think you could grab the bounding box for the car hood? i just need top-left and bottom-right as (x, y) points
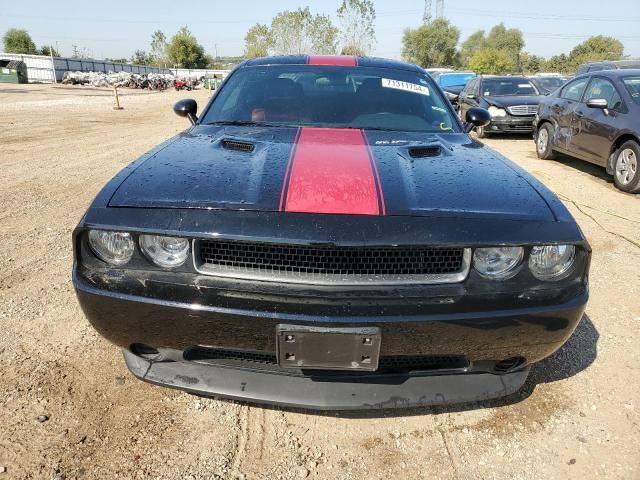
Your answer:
(108, 125), (554, 221)
(483, 95), (544, 107)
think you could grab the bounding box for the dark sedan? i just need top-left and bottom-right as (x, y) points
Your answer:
(74, 56), (590, 410)
(534, 69), (640, 193)
(459, 76), (545, 137)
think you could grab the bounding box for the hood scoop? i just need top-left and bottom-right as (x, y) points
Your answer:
(222, 138), (255, 153)
(408, 145), (441, 158)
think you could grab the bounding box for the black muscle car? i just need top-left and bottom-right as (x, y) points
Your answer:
(73, 55), (590, 410)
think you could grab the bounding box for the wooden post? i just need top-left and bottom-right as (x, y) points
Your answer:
(113, 85), (123, 110)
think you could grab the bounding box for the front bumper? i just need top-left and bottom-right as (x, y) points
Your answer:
(75, 270), (586, 409)
(487, 116), (535, 134)
(124, 349), (530, 410)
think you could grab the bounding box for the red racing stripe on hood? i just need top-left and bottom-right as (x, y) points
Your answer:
(307, 55), (357, 66)
(281, 128), (384, 215)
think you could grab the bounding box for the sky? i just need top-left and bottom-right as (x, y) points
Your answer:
(2, 0), (640, 61)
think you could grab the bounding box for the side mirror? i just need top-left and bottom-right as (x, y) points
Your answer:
(174, 99), (198, 125)
(465, 107), (491, 133)
(586, 98), (608, 110)
(466, 94), (476, 100)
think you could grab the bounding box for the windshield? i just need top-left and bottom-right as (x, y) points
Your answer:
(201, 65), (460, 133)
(535, 77), (565, 91)
(481, 78), (539, 96)
(622, 76), (640, 103)
(438, 73), (475, 87)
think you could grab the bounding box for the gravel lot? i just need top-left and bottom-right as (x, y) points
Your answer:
(1, 83), (638, 480)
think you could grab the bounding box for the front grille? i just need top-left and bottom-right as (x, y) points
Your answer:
(194, 239), (470, 285)
(507, 124), (533, 131)
(184, 346), (469, 374)
(507, 105), (538, 116)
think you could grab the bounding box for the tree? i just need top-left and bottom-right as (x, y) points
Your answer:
(459, 30), (485, 68)
(3, 28), (37, 54)
(245, 7), (338, 57)
(244, 23), (272, 58)
(544, 53), (571, 74)
(401, 19), (459, 68)
(568, 35), (624, 69)
(485, 23), (524, 71)
(150, 30), (168, 67)
(167, 26), (207, 68)
(520, 52), (544, 74)
(40, 45), (60, 57)
(468, 48), (514, 74)
(459, 24), (524, 71)
(131, 50), (153, 65)
(337, 0), (376, 56)
(269, 7), (338, 55)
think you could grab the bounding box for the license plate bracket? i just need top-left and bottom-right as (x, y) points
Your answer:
(276, 325), (381, 371)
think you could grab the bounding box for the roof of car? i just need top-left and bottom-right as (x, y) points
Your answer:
(583, 60), (640, 67)
(477, 75), (530, 80)
(577, 68), (640, 78)
(241, 55), (425, 74)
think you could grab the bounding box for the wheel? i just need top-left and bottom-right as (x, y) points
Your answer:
(536, 123), (556, 160)
(475, 125), (488, 138)
(613, 140), (640, 193)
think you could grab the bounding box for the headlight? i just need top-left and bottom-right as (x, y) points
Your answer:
(88, 230), (135, 265)
(140, 235), (190, 268)
(473, 246), (523, 280)
(529, 245), (576, 281)
(488, 106), (507, 118)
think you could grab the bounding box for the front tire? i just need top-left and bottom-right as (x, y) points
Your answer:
(536, 123), (556, 160)
(613, 140), (640, 193)
(476, 125), (488, 138)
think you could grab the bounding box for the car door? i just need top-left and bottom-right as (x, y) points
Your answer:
(458, 78), (479, 118)
(552, 77), (590, 154)
(570, 76), (625, 165)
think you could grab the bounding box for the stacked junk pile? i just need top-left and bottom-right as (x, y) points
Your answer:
(61, 71), (200, 91)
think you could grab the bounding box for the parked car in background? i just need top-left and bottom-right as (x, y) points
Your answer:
(529, 75), (567, 95)
(576, 60), (640, 75)
(431, 71), (476, 109)
(459, 75), (544, 137)
(534, 69), (640, 193)
(74, 55), (590, 410)
(425, 67), (454, 76)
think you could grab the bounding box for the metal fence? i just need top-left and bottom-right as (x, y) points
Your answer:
(0, 53), (231, 83)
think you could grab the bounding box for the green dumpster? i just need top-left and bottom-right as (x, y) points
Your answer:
(0, 60), (28, 83)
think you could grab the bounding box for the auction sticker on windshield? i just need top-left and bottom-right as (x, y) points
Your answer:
(381, 78), (430, 96)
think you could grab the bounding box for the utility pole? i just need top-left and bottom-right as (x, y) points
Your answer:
(436, 0), (444, 19)
(423, 0), (432, 24)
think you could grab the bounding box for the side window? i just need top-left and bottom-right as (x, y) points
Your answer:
(462, 78), (475, 95)
(584, 77), (624, 111)
(471, 79), (479, 95)
(560, 78), (589, 101)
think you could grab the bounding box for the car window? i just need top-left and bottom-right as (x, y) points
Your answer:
(584, 77), (624, 111)
(560, 78), (589, 101)
(535, 77), (565, 91)
(439, 73), (475, 88)
(201, 65), (460, 133)
(480, 78), (539, 96)
(462, 78), (476, 95)
(621, 75), (640, 104)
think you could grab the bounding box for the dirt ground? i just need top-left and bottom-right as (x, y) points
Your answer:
(0, 83), (638, 480)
